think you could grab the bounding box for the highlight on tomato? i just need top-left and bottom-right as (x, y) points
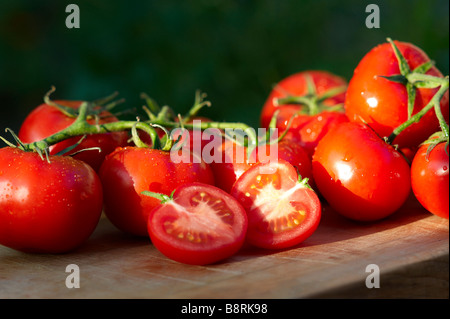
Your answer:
(145, 183), (248, 265)
(230, 159), (321, 250)
(312, 122), (411, 222)
(345, 38), (449, 149)
(0, 147), (103, 253)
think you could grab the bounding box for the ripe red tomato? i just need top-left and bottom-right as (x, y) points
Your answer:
(411, 142), (449, 219)
(230, 159), (321, 249)
(312, 122), (411, 222)
(147, 183), (248, 265)
(260, 70), (348, 158)
(99, 147), (215, 236)
(0, 147), (103, 253)
(210, 138), (313, 193)
(260, 70), (347, 128)
(275, 111), (349, 159)
(209, 139), (252, 193)
(345, 40), (449, 148)
(18, 100), (129, 171)
(170, 117), (216, 155)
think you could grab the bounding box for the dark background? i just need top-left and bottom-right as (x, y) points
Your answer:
(0, 0), (448, 135)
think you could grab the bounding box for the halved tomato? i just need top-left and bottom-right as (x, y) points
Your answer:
(146, 183), (248, 265)
(230, 160), (321, 249)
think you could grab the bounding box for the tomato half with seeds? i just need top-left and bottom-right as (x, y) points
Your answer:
(411, 142), (449, 219)
(147, 183), (248, 265)
(230, 160), (321, 249)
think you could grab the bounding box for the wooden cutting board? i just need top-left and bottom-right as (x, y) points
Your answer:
(0, 195), (448, 299)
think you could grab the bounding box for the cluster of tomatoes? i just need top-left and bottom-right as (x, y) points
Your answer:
(0, 39), (448, 266)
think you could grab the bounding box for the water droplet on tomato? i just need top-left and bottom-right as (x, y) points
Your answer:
(443, 166), (448, 171)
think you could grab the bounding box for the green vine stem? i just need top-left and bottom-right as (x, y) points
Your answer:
(4, 90), (260, 157)
(274, 73), (346, 116)
(387, 75), (449, 144)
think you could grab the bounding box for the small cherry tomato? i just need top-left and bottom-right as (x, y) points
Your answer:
(312, 122), (411, 222)
(99, 147), (215, 236)
(411, 142), (449, 219)
(231, 160), (321, 249)
(0, 147), (103, 253)
(147, 183), (248, 265)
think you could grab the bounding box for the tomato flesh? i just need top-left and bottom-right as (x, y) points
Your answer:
(148, 183), (248, 265)
(231, 160), (321, 249)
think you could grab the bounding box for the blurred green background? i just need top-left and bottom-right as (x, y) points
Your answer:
(0, 0), (448, 134)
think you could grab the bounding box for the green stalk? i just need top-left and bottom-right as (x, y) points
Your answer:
(19, 97), (257, 155)
(387, 77), (449, 144)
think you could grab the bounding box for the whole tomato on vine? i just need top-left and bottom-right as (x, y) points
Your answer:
(345, 38), (449, 149)
(18, 89), (129, 171)
(260, 70), (348, 158)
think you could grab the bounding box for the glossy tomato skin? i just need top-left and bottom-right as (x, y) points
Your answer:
(210, 139), (313, 193)
(209, 140), (252, 193)
(99, 147), (215, 236)
(0, 147), (103, 253)
(260, 70), (347, 129)
(345, 40), (449, 148)
(148, 183), (248, 265)
(18, 101), (129, 172)
(171, 117), (215, 155)
(230, 160), (321, 249)
(411, 142), (449, 219)
(275, 110), (349, 159)
(312, 122), (411, 222)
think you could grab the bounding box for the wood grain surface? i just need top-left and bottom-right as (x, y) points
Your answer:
(1, 195), (448, 299)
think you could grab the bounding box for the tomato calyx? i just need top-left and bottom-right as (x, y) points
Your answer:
(141, 189), (176, 204)
(274, 73), (346, 116)
(376, 38), (450, 146)
(380, 38), (444, 120)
